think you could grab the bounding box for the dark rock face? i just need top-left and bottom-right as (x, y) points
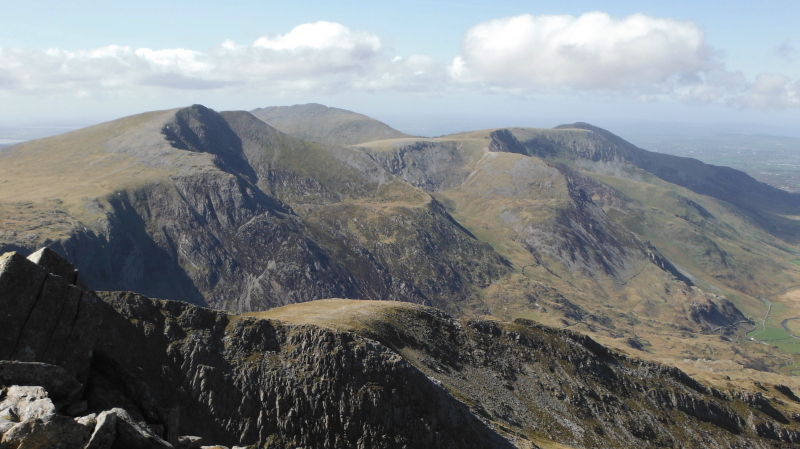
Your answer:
(26, 248), (80, 285)
(39, 106), (509, 314)
(0, 251), (102, 384)
(92, 291), (510, 448)
(488, 129), (528, 156)
(0, 252), (179, 448)
(351, 307), (800, 448)
(363, 141), (470, 192)
(0, 250), (512, 448)
(0, 362), (82, 403)
(2, 248), (800, 448)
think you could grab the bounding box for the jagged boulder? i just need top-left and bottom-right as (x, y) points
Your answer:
(104, 408), (173, 449)
(26, 248), (80, 286)
(0, 386), (57, 437)
(0, 362), (82, 403)
(0, 406), (175, 449)
(0, 414), (92, 449)
(0, 252), (103, 384)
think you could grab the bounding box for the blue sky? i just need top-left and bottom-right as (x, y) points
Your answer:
(2, 0), (800, 136)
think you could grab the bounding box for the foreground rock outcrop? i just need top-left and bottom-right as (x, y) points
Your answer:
(2, 248), (800, 448)
(0, 249), (510, 448)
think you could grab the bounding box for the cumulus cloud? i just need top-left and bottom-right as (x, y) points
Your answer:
(0, 16), (799, 111)
(448, 12), (800, 110)
(0, 21), (443, 97)
(735, 73), (800, 109)
(449, 12), (713, 92)
(252, 21), (381, 53)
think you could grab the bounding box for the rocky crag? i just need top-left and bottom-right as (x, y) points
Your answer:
(2, 248), (800, 448)
(0, 249), (512, 448)
(0, 105), (508, 315)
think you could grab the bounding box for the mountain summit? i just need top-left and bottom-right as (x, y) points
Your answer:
(250, 103), (412, 146)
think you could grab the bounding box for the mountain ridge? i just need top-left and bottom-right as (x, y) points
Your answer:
(2, 249), (800, 448)
(2, 103), (799, 382)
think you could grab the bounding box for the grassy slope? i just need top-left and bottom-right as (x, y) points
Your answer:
(0, 108), (198, 240)
(356, 126), (800, 384)
(582, 168), (800, 375)
(251, 103), (412, 146)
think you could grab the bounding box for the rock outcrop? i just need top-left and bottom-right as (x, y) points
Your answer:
(0, 249), (101, 384)
(0, 251), (176, 449)
(0, 249), (511, 448)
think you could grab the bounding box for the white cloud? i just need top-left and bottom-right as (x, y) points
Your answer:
(0, 22), (438, 97)
(448, 12), (800, 110)
(734, 73), (800, 109)
(449, 12), (713, 92)
(253, 21), (381, 53)
(0, 16), (798, 111)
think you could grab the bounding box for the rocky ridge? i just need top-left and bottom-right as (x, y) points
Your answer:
(2, 249), (800, 448)
(0, 248), (512, 448)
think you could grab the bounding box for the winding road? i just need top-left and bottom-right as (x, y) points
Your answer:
(750, 284), (800, 340)
(781, 317), (800, 339)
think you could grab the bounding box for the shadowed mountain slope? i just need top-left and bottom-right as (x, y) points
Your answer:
(250, 103), (413, 146)
(0, 105), (507, 314)
(251, 299), (800, 448)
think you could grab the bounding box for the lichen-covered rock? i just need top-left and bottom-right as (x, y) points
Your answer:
(0, 414), (92, 449)
(84, 410), (116, 449)
(0, 386), (56, 424)
(109, 408), (173, 449)
(177, 435), (204, 449)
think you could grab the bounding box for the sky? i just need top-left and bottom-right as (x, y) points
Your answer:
(2, 0), (800, 138)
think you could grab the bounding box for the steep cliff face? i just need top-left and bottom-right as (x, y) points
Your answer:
(0, 105), (508, 314)
(257, 300), (800, 449)
(92, 292), (513, 448)
(0, 249), (514, 448)
(4, 249), (799, 448)
(359, 140), (473, 192)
